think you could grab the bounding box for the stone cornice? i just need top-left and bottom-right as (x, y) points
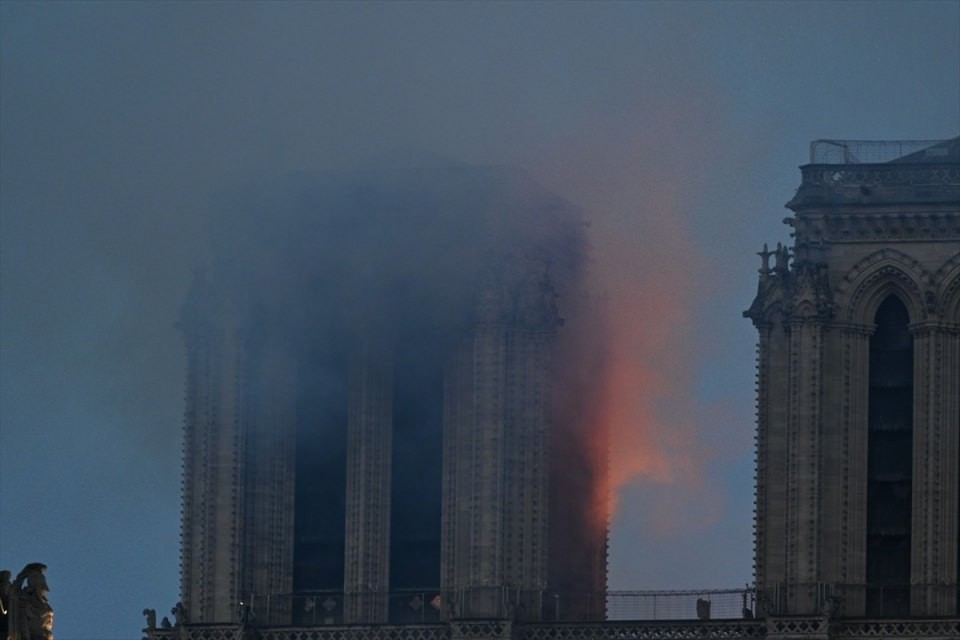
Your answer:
(909, 320), (960, 336)
(829, 322), (874, 336)
(788, 211), (960, 245)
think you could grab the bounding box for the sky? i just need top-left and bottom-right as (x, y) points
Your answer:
(1, 1), (958, 637)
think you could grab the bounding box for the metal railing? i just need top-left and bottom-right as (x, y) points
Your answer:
(233, 588), (757, 627)
(809, 139), (952, 164)
(607, 589), (754, 621)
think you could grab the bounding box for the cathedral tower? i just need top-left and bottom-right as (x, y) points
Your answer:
(176, 168), (608, 626)
(746, 138), (960, 619)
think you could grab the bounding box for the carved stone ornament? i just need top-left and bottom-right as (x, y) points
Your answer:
(744, 244), (791, 326)
(744, 273), (788, 325)
(143, 608), (157, 630)
(784, 262), (833, 322)
(4, 563), (54, 640)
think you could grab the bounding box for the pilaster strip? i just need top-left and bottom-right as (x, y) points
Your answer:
(344, 346), (393, 623)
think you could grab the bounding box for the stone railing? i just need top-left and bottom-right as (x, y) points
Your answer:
(141, 585), (959, 640)
(830, 618), (960, 639)
(143, 617), (960, 640)
(261, 624), (452, 640)
(799, 164), (960, 188)
(517, 619), (765, 640)
(789, 163), (960, 208)
(755, 582), (959, 619)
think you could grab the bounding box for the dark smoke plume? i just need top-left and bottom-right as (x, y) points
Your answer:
(203, 164), (589, 347)
(193, 161), (609, 592)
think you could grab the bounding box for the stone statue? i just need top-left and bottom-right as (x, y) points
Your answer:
(695, 597), (711, 620)
(142, 609), (157, 630)
(171, 602), (187, 626)
(757, 243), (773, 275)
(821, 594), (842, 619)
(8, 563), (54, 640)
(773, 242), (790, 273)
(237, 601), (254, 626)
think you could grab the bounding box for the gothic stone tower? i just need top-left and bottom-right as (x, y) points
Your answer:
(176, 169), (607, 626)
(746, 138), (960, 619)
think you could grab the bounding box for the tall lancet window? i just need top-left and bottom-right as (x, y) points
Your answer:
(866, 295), (913, 617)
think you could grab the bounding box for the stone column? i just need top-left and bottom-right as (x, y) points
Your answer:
(442, 338), (474, 612)
(178, 272), (249, 623)
(180, 306), (245, 623)
(343, 344), (393, 623)
(240, 337), (297, 625)
(441, 271), (510, 619)
(755, 318), (792, 615)
(745, 253), (793, 617)
(910, 323), (960, 616)
(467, 313), (509, 616)
(784, 317), (825, 615)
(834, 325), (871, 617)
(501, 276), (556, 619)
(441, 265), (559, 621)
(504, 327), (549, 583)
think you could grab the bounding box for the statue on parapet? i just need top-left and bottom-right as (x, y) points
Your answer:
(142, 609), (157, 630)
(171, 602), (187, 626)
(5, 563), (54, 640)
(773, 242), (790, 273)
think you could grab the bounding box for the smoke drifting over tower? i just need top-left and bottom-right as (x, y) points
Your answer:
(178, 163), (609, 624)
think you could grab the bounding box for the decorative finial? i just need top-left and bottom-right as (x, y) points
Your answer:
(757, 243), (773, 275)
(773, 243), (790, 272)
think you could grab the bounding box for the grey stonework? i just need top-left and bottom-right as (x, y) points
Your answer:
(746, 138), (960, 619)
(176, 252), (583, 626)
(160, 139), (959, 640)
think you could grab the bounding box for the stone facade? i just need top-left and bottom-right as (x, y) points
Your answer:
(746, 138), (960, 620)
(152, 142), (960, 640)
(176, 243), (606, 627)
(176, 260), (559, 623)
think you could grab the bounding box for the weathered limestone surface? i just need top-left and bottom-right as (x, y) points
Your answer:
(3, 563), (54, 640)
(747, 140), (960, 618)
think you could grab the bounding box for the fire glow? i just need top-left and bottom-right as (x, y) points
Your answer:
(560, 204), (712, 536)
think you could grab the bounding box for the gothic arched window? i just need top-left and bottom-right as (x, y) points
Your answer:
(866, 294), (913, 617)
